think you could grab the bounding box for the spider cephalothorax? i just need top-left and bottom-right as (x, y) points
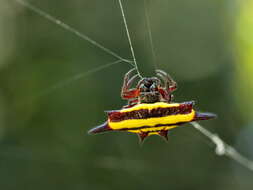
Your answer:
(137, 77), (161, 103)
(121, 68), (177, 107)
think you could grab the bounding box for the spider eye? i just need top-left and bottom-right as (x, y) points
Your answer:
(140, 83), (148, 92)
(150, 84), (157, 91)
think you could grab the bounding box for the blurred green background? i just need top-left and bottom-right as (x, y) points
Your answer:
(0, 0), (253, 189)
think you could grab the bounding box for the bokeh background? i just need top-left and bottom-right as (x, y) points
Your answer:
(0, 0), (253, 189)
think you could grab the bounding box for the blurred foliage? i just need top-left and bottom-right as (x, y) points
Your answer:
(0, 0), (252, 190)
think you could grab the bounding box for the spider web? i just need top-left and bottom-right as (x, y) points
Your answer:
(5, 0), (253, 174)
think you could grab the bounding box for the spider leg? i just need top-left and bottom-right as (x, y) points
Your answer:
(121, 68), (140, 100)
(156, 69), (177, 92)
(126, 74), (139, 88)
(122, 68), (135, 91)
(124, 68), (136, 83)
(123, 98), (139, 108)
(158, 87), (172, 102)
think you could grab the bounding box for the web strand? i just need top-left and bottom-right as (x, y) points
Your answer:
(29, 59), (124, 102)
(13, 0), (132, 64)
(191, 122), (253, 171)
(118, 0), (142, 78)
(13, 0), (135, 101)
(15, 60), (125, 108)
(144, 0), (158, 69)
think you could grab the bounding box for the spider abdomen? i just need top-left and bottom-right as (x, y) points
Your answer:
(88, 101), (216, 141)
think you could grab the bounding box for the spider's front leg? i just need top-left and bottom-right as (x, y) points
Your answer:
(156, 69), (177, 102)
(123, 98), (139, 108)
(156, 69), (177, 92)
(121, 68), (140, 100)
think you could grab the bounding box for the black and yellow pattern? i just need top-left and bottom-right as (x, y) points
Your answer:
(88, 101), (216, 141)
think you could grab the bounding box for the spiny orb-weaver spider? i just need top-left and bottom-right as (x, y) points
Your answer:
(88, 69), (216, 142)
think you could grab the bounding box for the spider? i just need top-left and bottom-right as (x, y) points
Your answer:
(121, 68), (177, 107)
(88, 69), (216, 142)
